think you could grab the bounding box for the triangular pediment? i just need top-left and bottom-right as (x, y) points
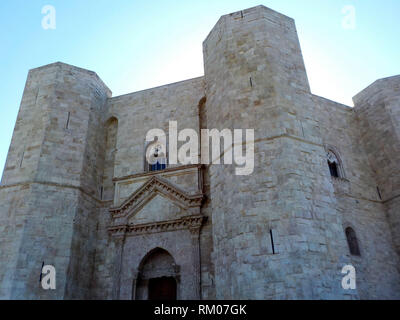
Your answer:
(109, 176), (203, 222)
(128, 193), (185, 225)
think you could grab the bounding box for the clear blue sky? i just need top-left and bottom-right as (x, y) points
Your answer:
(0, 0), (399, 178)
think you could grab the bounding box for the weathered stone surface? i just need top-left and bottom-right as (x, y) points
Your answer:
(0, 5), (399, 300)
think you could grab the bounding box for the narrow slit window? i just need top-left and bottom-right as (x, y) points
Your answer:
(66, 112), (71, 129)
(20, 151), (25, 168)
(270, 229), (276, 254)
(39, 261), (44, 283)
(345, 227), (361, 256)
(377, 186), (382, 200)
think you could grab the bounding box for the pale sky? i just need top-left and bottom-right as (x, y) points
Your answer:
(0, 0), (399, 178)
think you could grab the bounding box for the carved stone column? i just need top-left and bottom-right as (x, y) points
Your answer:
(131, 272), (139, 300)
(190, 223), (202, 300)
(111, 230), (126, 300)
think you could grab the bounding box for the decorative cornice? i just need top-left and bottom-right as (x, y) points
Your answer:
(109, 176), (203, 218)
(108, 215), (206, 237)
(113, 164), (202, 182)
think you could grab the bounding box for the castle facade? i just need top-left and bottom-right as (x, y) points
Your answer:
(0, 5), (399, 299)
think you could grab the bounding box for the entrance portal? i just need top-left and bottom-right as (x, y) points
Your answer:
(148, 277), (177, 300)
(135, 248), (179, 300)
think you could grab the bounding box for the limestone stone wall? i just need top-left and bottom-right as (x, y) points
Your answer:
(0, 62), (111, 299)
(313, 95), (400, 299)
(1, 65), (56, 186)
(107, 77), (204, 177)
(0, 184), (31, 299)
(203, 5), (359, 299)
(353, 77), (400, 258)
(89, 204), (115, 299)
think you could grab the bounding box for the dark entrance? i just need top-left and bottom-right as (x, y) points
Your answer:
(148, 277), (177, 300)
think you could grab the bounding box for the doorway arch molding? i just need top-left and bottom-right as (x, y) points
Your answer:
(133, 247), (181, 300)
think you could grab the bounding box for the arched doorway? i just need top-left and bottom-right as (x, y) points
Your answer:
(135, 248), (179, 300)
